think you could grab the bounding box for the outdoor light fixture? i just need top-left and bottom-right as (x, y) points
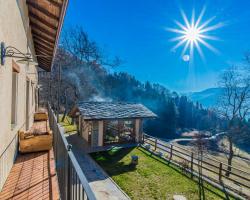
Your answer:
(1, 42), (38, 66)
(16, 58), (38, 66)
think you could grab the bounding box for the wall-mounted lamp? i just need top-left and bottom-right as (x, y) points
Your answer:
(1, 42), (38, 66)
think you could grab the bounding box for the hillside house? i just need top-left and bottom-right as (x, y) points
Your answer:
(0, 0), (67, 193)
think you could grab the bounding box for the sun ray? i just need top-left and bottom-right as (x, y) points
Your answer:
(170, 35), (186, 42)
(197, 38), (219, 54)
(195, 6), (206, 28)
(199, 22), (225, 33)
(166, 28), (186, 35)
(199, 34), (219, 41)
(197, 16), (216, 31)
(174, 20), (188, 31)
(181, 40), (190, 56)
(191, 9), (195, 27)
(189, 41), (194, 62)
(172, 38), (188, 51)
(180, 9), (191, 29)
(194, 40), (205, 60)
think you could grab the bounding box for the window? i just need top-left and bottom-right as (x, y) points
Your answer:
(31, 83), (34, 106)
(11, 72), (18, 127)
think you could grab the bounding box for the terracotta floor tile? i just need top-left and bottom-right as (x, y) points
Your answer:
(0, 120), (60, 200)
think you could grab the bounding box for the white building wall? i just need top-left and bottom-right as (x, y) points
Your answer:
(0, 0), (37, 190)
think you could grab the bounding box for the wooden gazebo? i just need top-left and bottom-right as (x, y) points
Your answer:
(74, 102), (157, 147)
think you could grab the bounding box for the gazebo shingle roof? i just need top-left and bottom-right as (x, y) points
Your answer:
(78, 102), (157, 120)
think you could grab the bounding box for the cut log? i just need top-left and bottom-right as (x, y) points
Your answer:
(34, 112), (48, 121)
(19, 130), (53, 153)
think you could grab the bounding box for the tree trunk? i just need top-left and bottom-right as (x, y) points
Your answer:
(62, 109), (67, 122)
(225, 136), (234, 177)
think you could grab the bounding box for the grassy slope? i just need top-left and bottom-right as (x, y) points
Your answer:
(59, 115), (77, 133)
(91, 147), (232, 200)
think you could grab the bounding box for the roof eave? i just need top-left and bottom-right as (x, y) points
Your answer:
(50, 0), (69, 72)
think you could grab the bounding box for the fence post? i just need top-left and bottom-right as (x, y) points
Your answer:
(191, 152), (194, 178)
(219, 162), (222, 181)
(154, 138), (157, 151)
(142, 134), (144, 144)
(170, 144), (173, 160)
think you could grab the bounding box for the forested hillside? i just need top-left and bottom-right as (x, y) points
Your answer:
(54, 56), (220, 139)
(48, 27), (221, 139)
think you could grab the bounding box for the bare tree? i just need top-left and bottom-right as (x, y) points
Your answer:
(49, 26), (122, 118)
(191, 132), (208, 200)
(217, 66), (250, 176)
(61, 26), (122, 68)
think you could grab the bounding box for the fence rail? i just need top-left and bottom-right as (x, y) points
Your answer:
(48, 103), (96, 200)
(142, 133), (250, 198)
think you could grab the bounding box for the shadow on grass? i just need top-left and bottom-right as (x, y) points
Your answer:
(137, 147), (231, 200)
(90, 147), (138, 176)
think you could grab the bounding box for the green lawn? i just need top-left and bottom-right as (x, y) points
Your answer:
(91, 147), (232, 200)
(59, 115), (77, 133)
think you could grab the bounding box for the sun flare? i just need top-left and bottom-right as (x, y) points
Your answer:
(168, 7), (224, 61)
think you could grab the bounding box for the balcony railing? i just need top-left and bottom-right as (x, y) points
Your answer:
(48, 103), (96, 200)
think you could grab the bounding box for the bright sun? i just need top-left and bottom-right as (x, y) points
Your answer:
(168, 7), (224, 61)
(185, 27), (200, 42)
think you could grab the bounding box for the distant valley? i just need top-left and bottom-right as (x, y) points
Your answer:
(188, 87), (222, 108)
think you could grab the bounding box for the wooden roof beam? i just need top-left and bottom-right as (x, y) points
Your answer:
(38, 59), (50, 65)
(45, 0), (62, 8)
(32, 29), (55, 43)
(38, 58), (51, 65)
(34, 46), (53, 56)
(34, 42), (54, 53)
(37, 57), (51, 65)
(38, 63), (50, 71)
(29, 12), (58, 30)
(34, 47), (53, 56)
(36, 52), (53, 59)
(30, 21), (57, 37)
(27, 0), (59, 21)
(33, 34), (55, 46)
(33, 38), (54, 49)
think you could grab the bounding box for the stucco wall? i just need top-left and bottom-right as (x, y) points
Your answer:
(0, 0), (38, 190)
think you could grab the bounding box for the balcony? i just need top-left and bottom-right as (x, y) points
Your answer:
(0, 104), (97, 200)
(0, 149), (59, 199)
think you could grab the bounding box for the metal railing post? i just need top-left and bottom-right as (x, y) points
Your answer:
(67, 145), (72, 200)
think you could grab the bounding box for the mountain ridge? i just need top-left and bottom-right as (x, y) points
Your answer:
(188, 87), (222, 108)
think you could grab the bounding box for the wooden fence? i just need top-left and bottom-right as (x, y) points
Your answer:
(142, 133), (250, 199)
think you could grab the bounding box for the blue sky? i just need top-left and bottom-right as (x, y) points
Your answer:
(63, 0), (250, 92)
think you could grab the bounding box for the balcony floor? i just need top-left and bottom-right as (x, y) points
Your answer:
(0, 149), (59, 200)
